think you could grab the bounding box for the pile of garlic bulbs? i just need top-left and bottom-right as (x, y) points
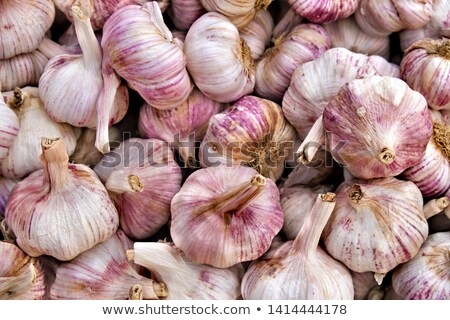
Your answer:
(1, 0), (449, 300)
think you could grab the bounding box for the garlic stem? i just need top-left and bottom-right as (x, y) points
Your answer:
(126, 249), (135, 261)
(192, 174), (266, 218)
(379, 147), (395, 164)
(374, 273), (385, 285)
(129, 284), (143, 300)
(0, 218), (15, 243)
(272, 8), (302, 41)
(41, 137), (70, 191)
(291, 192), (336, 257)
(129, 280), (167, 300)
(106, 171), (144, 194)
(296, 116), (325, 164)
(70, 5), (101, 72)
(176, 137), (197, 169)
(37, 38), (70, 59)
(424, 197), (450, 219)
(6, 87), (25, 110)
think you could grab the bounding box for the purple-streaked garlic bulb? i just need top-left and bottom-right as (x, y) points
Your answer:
(352, 271), (381, 300)
(288, 0), (360, 24)
(322, 178), (428, 284)
(170, 166), (284, 268)
(281, 184), (333, 240)
(323, 16), (390, 59)
(94, 138), (182, 240)
(355, 0), (433, 37)
(239, 10), (274, 61)
(242, 193), (354, 299)
(184, 13), (255, 103)
(392, 232), (450, 300)
(200, 0), (271, 29)
(0, 0), (55, 59)
(169, 0), (206, 31)
(200, 96), (297, 181)
(50, 230), (167, 300)
(401, 39), (450, 110)
(271, 8), (302, 41)
(0, 177), (16, 217)
(1, 87), (81, 179)
(5, 138), (119, 261)
(102, 2), (192, 110)
(316, 76), (431, 179)
(0, 84), (19, 162)
(403, 110), (450, 197)
(139, 88), (223, 167)
(255, 24), (330, 101)
(0, 241), (45, 300)
(39, 5), (129, 129)
(128, 241), (244, 299)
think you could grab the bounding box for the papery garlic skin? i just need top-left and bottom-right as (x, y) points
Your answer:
(102, 3), (192, 110)
(139, 88), (223, 167)
(169, 0), (206, 31)
(200, 0), (271, 29)
(255, 24), (330, 101)
(94, 138), (182, 240)
(355, 0), (433, 37)
(240, 10), (274, 61)
(184, 13), (255, 103)
(171, 166), (284, 268)
(0, 177), (17, 217)
(271, 8), (302, 41)
(130, 242), (244, 299)
(401, 39), (450, 110)
(323, 178), (428, 278)
(0, 0), (55, 59)
(0, 85), (19, 162)
(323, 76), (432, 179)
(0, 242), (45, 300)
(5, 138), (119, 261)
(392, 232), (450, 300)
(288, 0), (360, 24)
(323, 16), (390, 59)
(200, 96), (297, 181)
(50, 230), (165, 300)
(1, 87), (81, 179)
(367, 56), (400, 78)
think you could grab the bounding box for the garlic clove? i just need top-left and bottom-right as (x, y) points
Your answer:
(200, 96), (297, 181)
(239, 10), (274, 61)
(322, 177), (429, 279)
(242, 193), (354, 299)
(128, 241), (244, 299)
(171, 166), (284, 268)
(50, 230), (166, 300)
(0, 241), (46, 300)
(0, 0), (55, 59)
(169, 0), (206, 31)
(184, 13), (255, 103)
(392, 232), (450, 300)
(288, 0), (360, 24)
(1, 87), (81, 179)
(5, 137), (119, 261)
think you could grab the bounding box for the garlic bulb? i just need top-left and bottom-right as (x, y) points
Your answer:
(171, 166), (284, 268)
(102, 2), (192, 110)
(240, 10), (274, 61)
(0, 84), (19, 161)
(128, 241), (244, 299)
(401, 38), (450, 110)
(94, 138), (182, 240)
(352, 271), (380, 300)
(242, 193), (354, 299)
(255, 24), (330, 101)
(281, 184), (333, 240)
(139, 88), (222, 167)
(0, 242), (45, 300)
(1, 87), (81, 179)
(0, 177), (16, 217)
(200, 0), (271, 29)
(323, 16), (390, 59)
(184, 13), (255, 103)
(0, 51), (48, 92)
(169, 0), (206, 31)
(50, 230), (166, 300)
(320, 76), (431, 179)
(0, 0), (55, 59)
(288, 0), (360, 24)
(322, 178), (428, 283)
(355, 0), (433, 37)
(200, 96), (297, 181)
(39, 5), (129, 128)
(392, 232), (450, 300)
(271, 8), (302, 41)
(5, 137), (119, 261)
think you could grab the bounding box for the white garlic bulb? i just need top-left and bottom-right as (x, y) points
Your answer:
(128, 241), (244, 299)
(239, 10), (274, 61)
(1, 87), (81, 179)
